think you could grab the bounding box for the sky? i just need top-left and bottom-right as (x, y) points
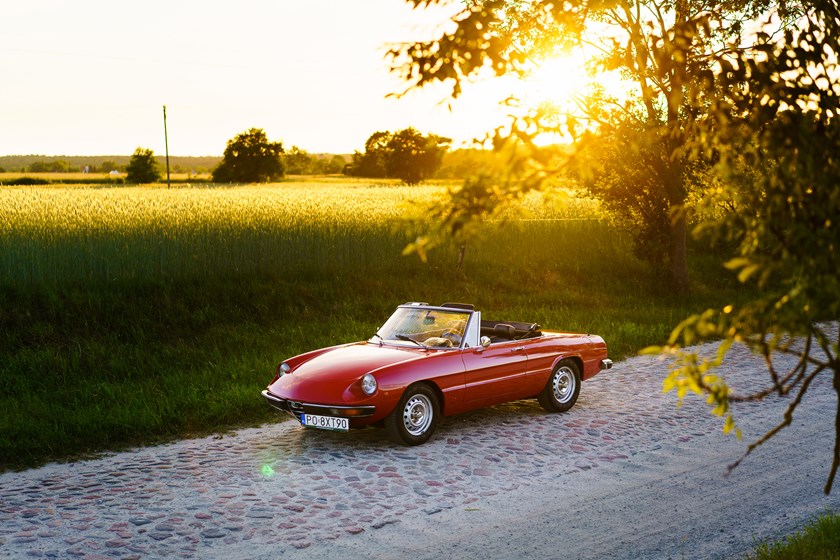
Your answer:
(0, 0), (556, 157)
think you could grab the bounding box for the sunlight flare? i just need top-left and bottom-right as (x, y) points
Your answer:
(524, 53), (591, 110)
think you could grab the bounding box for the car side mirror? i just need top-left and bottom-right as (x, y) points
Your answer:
(480, 336), (491, 348)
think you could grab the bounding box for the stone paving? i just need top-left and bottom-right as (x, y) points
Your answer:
(1, 331), (837, 559)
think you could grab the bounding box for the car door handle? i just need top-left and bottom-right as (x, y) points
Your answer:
(512, 347), (525, 353)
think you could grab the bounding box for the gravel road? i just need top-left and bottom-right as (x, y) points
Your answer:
(2, 330), (838, 560)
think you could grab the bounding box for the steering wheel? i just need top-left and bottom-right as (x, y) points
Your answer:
(441, 329), (462, 345)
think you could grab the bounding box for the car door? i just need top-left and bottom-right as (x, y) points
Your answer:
(513, 336), (559, 397)
(461, 340), (528, 409)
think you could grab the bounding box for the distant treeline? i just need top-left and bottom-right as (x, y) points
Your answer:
(0, 155), (222, 174)
(0, 149), (503, 180)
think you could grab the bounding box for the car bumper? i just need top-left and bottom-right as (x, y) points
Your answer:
(600, 359), (613, 370)
(261, 390), (376, 423)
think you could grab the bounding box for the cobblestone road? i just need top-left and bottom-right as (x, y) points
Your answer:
(2, 332), (838, 559)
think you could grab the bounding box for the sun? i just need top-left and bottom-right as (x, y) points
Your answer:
(522, 52), (592, 110)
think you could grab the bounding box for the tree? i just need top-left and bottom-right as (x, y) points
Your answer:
(212, 128), (284, 183)
(390, 0), (840, 492)
(323, 154), (348, 174)
(349, 131), (391, 178)
(436, 148), (499, 180)
(283, 146), (316, 175)
(348, 128), (450, 183)
(125, 148), (161, 184)
(27, 161), (47, 173)
(385, 128), (450, 185)
(389, 0), (804, 294)
(281, 149), (347, 175)
(647, 4), (840, 494)
(28, 160), (66, 173)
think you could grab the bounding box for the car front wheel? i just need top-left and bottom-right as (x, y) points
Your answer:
(385, 384), (440, 445)
(538, 360), (581, 413)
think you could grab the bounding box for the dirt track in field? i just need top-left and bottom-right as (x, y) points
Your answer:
(2, 329), (838, 559)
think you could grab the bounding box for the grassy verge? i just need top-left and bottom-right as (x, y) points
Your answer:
(0, 182), (753, 470)
(0, 248), (748, 471)
(747, 512), (840, 560)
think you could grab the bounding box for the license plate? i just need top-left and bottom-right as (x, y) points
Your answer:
(301, 414), (349, 432)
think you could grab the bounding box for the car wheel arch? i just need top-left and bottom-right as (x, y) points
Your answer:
(402, 380), (446, 416)
(385, 381), (443, 445)
(551, 355), (583, 377)
(538, 357), (582, 413)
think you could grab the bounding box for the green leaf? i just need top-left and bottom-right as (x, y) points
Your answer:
(736, 263), (762, 284)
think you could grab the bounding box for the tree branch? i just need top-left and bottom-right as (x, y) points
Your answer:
(728, 354), (817, 403)
(727, 363), (823, 476)
(826, 369), (840, 493)
(828, 328), (840, 493)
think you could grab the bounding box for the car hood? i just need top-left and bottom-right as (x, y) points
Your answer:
(297, 343), (420, 379)
(269, 342), (422, 398)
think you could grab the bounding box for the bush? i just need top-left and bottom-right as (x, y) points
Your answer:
(126, 148), (161, 184)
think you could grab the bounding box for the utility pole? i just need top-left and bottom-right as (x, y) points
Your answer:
(163, 105), (171, 189)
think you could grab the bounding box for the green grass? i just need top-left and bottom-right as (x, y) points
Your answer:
(747, 512), (840, 560)
(0, 181), (753, 470)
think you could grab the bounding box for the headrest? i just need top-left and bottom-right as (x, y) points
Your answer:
(494, 323), (516, 339)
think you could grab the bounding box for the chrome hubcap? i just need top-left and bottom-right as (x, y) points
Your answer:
(553, 366), (576, 403)
(402, 394), (433, 436)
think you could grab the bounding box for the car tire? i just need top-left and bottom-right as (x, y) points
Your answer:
(385, 384), (440, 446)
(538, 360), (581, 413)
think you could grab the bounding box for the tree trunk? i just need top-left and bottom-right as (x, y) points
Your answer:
(669, 205), (690, 294)
(666, 0), (691, 295)
(455, 243), (467, 272)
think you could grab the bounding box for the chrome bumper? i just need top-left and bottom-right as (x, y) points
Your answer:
(261, 390), (376, 420)
(600, 359), (613, 370)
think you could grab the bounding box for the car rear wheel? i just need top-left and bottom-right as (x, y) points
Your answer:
(385, 384), (440, 445)
(538, 360), (581, 413)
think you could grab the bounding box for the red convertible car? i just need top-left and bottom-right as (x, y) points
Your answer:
(262, 302), (612, 445)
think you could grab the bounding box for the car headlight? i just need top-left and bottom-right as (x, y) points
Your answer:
(277, 362), (291, 377)
(361, 373), (377, 396)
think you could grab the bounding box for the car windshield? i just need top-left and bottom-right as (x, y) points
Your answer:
(372, 307), (470, 349)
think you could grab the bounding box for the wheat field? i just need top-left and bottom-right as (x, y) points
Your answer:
(0, 179), (605, 287)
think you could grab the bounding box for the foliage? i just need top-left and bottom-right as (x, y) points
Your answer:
(436, 148), (500, 179)
(125, 147), (161, 184)
(390, 0), (840, 492)
(212, 128), (285, 183)
(349, 131), (392, 178)
(283, 146), (346, 175)
(28, 159), (71, 173)
(326, 154), (349, 174)
(0, 154), (220, 175)
(573, 119), (673, 268)
(100, 160), (118, 173)
(646, 3), (840, 494)
(1, 177), (52, 186)
(348, 128), (450, 184)
(389, 0), (807, 294)
(282, 146), (315, 175)
(386, 128), (451, 184)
